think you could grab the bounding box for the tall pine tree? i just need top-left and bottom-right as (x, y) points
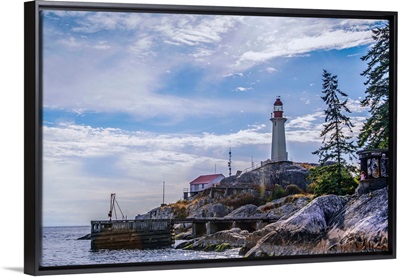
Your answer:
(358, 24), (390, 149)
(311, 70), (357, 194)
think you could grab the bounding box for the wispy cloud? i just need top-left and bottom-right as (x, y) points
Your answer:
(346, 98), (369, 113)
(286, 111), (325, 130)
(237, 28), (373, 66)
(45, 11), (380, 67)
(223, 72), (244, 78)
(235, 87), (253, 92)
(43, 123), (271, 161)
(266, 67), (278, 73)
(42, 122), (271, 225)
(347, 53), (362, 57)
(156, 15), (239, 46)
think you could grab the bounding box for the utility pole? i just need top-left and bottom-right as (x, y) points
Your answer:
(162, 181), (165, 206)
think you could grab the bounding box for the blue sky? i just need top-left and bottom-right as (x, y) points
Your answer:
(41, 9), (385, 226)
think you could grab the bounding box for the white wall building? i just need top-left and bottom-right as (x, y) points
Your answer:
(189, 174), (225, 195)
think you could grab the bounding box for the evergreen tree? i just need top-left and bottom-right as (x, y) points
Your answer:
(358, 24), (390, 149)
(308, 164), (357, 196)
(312, 70), (358, 194)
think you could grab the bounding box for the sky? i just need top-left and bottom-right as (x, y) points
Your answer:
(40, 9), (386, 226)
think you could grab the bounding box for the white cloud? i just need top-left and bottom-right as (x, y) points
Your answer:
(224, 17), (379, 72)
(345, 98), (369, 113)
(155, 15), (240, 47)
(223, 72), (244, 78)
(72, 12), (131, 33)
(286, 111), (325, 130)
(286, 130), (321, 143)
(266, 67), (278, 73)
(128, 35), (155, 58)
(46, 11), (379, 75)
(93, 40), (111, 50)
(347, 53), (362, 57)
(300, 97), (311, 105)
(238, 28), (373, 65)
(191, 48), (215, 61)
(57, 36), (112, 50)
(42, 119), (338, 224)
(235, 87), (253, 92)
(43, 123), (271, 162)
(285, 54), (311, 58)
(42, 122), (272, 225)
(57, 37), (83, 48)
(43, 13), (380, 118)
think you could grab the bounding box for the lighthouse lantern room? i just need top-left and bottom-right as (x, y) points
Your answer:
(270, 97), (288, 162)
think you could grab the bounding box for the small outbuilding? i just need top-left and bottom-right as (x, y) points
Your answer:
(356, 148), (389, 195)
(189, 174), (225, 196)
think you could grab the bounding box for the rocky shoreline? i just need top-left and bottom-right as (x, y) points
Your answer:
(136, 163), (388, 257)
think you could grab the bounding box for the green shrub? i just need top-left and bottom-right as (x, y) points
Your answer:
(267, 184), (286, 202)
(308, 164), (357, 196)
(218, 192), (263, 209)
(284, 184), (304, 196)
(306, 182), (316, 194)
(173, 206), (188, 220)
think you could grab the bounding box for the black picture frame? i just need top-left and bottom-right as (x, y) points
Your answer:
(24, 0), (397, 275)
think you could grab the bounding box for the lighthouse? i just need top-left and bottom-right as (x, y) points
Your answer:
(270, 97), (288, 162)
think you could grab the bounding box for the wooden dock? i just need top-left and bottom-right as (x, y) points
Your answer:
(90, 219), (174, 251)
(90, 217), (275, 250)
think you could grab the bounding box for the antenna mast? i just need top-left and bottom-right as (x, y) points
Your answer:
(228, 148), (232, 176)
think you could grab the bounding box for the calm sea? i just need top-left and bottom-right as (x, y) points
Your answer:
(42, 226), (241, 267)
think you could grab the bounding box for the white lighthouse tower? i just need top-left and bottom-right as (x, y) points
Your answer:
(270, 97), (288, 162)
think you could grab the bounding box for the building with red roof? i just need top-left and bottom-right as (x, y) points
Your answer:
(189, 173), (225, 196)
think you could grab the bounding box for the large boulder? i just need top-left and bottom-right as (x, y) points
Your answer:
(186, 196), (213, 217)
(257, 195), (311, 221)
(244, 188), (389, 257)
(135, 206), (175, 220)
(317, 187), (388, 253)
(180, 228), (250, 251)
(220, 162), (311, 191)
(225, 204), (261, 218)
(189, 203), (231, 218)
(244, 194), (348, 257)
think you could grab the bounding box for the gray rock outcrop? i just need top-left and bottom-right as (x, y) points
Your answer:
(188, 203), (231, 218)
(225, 204), (261, 218)
(244, 194), (348, 256)
(317, 187), (388, 252)
(244, 188), (388, 257)
(135, 206), (175, 220)
(179, 228), (249, 251)
(257, 195), (311, 221)
(219, 162), (311, 191)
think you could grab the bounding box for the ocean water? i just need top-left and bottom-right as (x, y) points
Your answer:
(42, 226), (241, 267)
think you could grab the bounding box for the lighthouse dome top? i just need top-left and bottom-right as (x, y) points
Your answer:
(274, 98), (283, 106)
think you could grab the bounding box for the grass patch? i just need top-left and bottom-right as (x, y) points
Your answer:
(215, 243), (232, 252)
(218, 192), (264, 209)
